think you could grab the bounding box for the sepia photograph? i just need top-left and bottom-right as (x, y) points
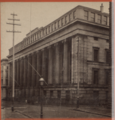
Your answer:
(1, 2), (113, 119)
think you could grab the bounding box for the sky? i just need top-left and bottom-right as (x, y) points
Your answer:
(1, 2), (109, 59)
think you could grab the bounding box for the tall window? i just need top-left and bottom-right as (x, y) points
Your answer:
(65, 16), (67, 24)
(57, 90), (61, 99)
(94, 47), (99, 62)
(93, 91), (99, 100)
(69, 13), (71, 22)
(58, 20), (60, 28)
(84, 10), (88, 20)
(36, 33), (37, 40)
(50, 90), (53, 98)
(93, 69), (99, 84)
(105, 70), (109, 84)
(54, 22), (56, 30)
(49, 26), (50, 33)
(52, 24), (53, 31)
(46, 28), (47, 35)
(91, 12), (95, 22)
(73, 11), (76, 19)
(105, 49), (109, 64)
(103, 16), (107, 25)
(66, 90), (70, 100)
(61, 18), (63, 26)
(98, 14), (101, 23)
(106, 91), (108, 101)
(6, 69), (8, 79)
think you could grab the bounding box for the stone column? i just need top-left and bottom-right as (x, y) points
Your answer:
(63, 40), (68, 84)
(20, 58), (23, 97)
(59, 41), (64, 84)
(16, 60), (19, 89)
(67, 39), (71, 83)
(23, 56), (26, 88)
(29, 54), (32, 88)
(34, 52), (37, 87)
(25, 56), (28, 88)
(48, 46), (52, 84)
(22, 58), (24, 88)
(36, 51), (40, 87)
(55, 43), (59, 84)
(19, 58), (21, 87)
(52, 45), (55, 84)
(10, 63), (12, 87)
(27, 55), (30, 88)
(44, 48), (48, 84)
(15, 60), (17, 88)
(32, 53), (35, 87)
(71, 37), (74, 84)
(18, 59), (20, 87)
(20, 58), (22, 88)
(8, 63), (11, 88)
(42, 49), (45, 78)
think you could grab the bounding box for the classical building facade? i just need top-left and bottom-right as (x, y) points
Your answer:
(1, 58), (9, 100)
(7, 5), (110, 105)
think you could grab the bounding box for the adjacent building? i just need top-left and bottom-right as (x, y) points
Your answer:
(108, 2), (114, 112)
(1, 58), (9, 100)
(7, 4), (110, 105)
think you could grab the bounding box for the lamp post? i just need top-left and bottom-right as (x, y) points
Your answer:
(39, 77), (44, 118)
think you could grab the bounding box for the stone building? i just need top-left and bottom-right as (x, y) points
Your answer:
(1, 58), (9, 100)
(108, 2), (114, 112)
(7, 5), (110, 105)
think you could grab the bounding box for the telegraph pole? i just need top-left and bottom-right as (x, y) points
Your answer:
(6, 13), (21, 112)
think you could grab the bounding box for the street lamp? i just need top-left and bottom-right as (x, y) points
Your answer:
(39, 77), (45, 118)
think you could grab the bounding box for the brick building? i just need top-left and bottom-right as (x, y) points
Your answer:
(1, 58), (9, 100)
(7, 5), (110, 105)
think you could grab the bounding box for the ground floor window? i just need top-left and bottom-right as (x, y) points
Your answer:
(66, 90), (70, 100)
(93, 69), (99, 84)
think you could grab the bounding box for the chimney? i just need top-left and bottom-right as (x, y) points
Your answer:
(100, 3), (104, 13)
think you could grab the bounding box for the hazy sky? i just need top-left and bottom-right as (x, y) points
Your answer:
(1, 2), (109, 59)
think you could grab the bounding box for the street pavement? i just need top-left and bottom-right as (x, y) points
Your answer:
(1, 101), (111, 119)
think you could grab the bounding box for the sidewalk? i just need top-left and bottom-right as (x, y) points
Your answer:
(1, 108), (28, 119)
(75, 105), (111, 117)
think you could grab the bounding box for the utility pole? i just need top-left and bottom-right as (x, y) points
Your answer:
(6, 13), (21, 112)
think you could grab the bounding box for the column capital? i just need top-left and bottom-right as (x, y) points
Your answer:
(18, 58), (22, 61)
(64, 39), (67, 43)
(15, 59), (18, 62)
(54, 43), (58, 46)
(47, 45), (51, 49)
(31, 52), (35, 56)
(41, 48), (44, 51)
(29, 53), (32, 57)
(23, 55), (27, 59)
(36, 50), (39, 54)
(22, 56), (25, 59)
(26, 54), (29, 57)
(61, 40), (64, 43)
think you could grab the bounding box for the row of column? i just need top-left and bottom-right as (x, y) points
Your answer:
(9, 38), (72, 89)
